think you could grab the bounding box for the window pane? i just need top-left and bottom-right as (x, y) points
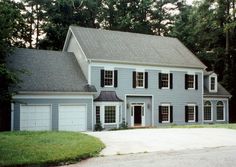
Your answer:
(105, 106), (116, 123)
(104, 70), (113, 86)
(188, 106), (195, 121)
(136, 72), (144, 87)
(188, 75), (194, 88)
(96, 106), (100, 123)
(204, 101), (211, 121)
(210, 77), (215, 90)
(217, 101), (224, 120)
(161, 106), (169, 122)
(161, 73), (169, 88)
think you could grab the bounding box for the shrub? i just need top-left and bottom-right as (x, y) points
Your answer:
(94, 123), (103, 131)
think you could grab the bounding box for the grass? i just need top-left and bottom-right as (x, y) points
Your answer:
(157, 123), (236, 130)
(0, 131), (105, 167)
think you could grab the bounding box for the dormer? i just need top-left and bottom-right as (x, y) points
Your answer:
(204, 71), (217, 92)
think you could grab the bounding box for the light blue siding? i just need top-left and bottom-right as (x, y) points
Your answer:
(91, 66), (203, 126)
(13, 98), (93, 131)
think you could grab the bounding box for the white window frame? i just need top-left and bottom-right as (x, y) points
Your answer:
(161, 73), (170, 89)
(209, 75), (217, 92)
(187, 104), (196, 122)
(104, 106), (116, 124)
(104, 70), (114, 87)
(136, 72), (145, 88)
(203, 101), (213, 122)
(216, 101), (225, 121)
(95, 102), (121, 128)
(161, 103), (170, 123)
(187, 74), (195, 90)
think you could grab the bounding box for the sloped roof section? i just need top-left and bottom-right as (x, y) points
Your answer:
(204, 83), (231, 98)
(70, 26), (206, 69)
(94, 91), (123, 102)
(7, 48), (96, 93)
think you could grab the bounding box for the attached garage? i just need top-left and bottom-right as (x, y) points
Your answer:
(20, 105), (52, 131)
(58, 105), (87, 131)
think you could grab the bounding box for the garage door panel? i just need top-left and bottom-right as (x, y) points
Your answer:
(59, 105), (87, 131)
(20, 105), (51, 131)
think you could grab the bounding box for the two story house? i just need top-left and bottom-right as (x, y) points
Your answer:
(8, 26), (231, 131)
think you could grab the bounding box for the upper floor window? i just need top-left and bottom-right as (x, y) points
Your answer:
(100, 69), (118, 88)
(185, 74), (198, 90)
(159, 73), (173, 89)
(185, 104), (198, 122)
(133, 71), (148, 89)
(136, 72), (144, 88)
(204, 101), (212, 121)
(209, 76), (217, 92)
(104, 70), (113, 86)
(216, 101), (224, 121)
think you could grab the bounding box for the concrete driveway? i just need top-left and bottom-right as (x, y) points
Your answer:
(85, 128), (236, 155)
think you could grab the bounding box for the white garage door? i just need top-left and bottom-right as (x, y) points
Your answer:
(59, 105), (87, 131)
(20, 105), (51, 131)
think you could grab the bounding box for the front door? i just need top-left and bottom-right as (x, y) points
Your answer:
(134, 106), (141, 125)
(131, 104), (145, 127)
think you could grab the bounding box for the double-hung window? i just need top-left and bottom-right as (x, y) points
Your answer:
(185, 74), (198, 90)
(204, 101), (212, 121)
(104, 70), (114, 87)
(96, 106), (100, 123)
(136, 72), (144, 88)
(185, 104), (198, 122)
(104, 106), (116, 123)
(159, 104), (173, 123)
(159, 73), (173, 89)
(209, 75), (217, 92)
(216, 101), (224, 121)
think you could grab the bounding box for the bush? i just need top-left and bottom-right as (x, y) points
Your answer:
(120, 119), (128, 129)
(94, 123), (103, 131)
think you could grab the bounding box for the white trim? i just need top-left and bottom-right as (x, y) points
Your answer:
(130, 103), (145, 127)
(203, 101), (213, 122)
(201, 70), (204, 124)
(91, 97), (94, 131)
(11, 103), (14, 131)
(216, 101), (225, 121)
(160, 73), (170, 89)
(104, 69), (114, 88)
(13, 94), (93, 99)
(204, 97), (228, 101)
(62, 28), (72, 51)
(58, 104), (88, 131)
(125, 94), (153, 127)
(209, 75), (217, 92)
(91, 62), (203, 73)
(160, 103), (171, 123)
(187, 104), (196, 123)
(88, 63), (91, 84)
(135, 71), (145, 88)
(227, 99), (229, 123)
(90, 60), (206, 70)
(187, 74), (195, 90)
(20, 104), (53, 131)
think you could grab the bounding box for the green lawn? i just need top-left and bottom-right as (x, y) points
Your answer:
(157, 123), (236, 129)
(0, 131), (105, 166)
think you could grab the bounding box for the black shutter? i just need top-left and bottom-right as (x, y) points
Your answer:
(185, 106), (188, 122)
(159, 106), (162, 123)
(195, 106), (198, 122)
(170, 73), (173, 89)
(195, 74), (198, 90)
(185, 74), (188, 89)
(170, 106), (173, 123)
(101, 69), (104, 87)
(114, 70), (118, 88)
(133, 71), (136, 88)
(159, 73), (162, 89)
(145, 72), (148, 89)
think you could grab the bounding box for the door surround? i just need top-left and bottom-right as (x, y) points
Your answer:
(131, 103), (145, 127)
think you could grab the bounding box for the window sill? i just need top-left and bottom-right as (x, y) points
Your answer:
(104, 85), (114, 88)
(204, 120), (213, 122)
(161, 87), (170, 90)
(104, 123), (117, 125)
(216, 120), (225, 122)
(161, 121), (170, 123)
(188, 120), (195, 123)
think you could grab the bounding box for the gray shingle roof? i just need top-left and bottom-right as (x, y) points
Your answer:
(7, 48), (96, 92)
(94, 91), (123, 102)
(69, 26), (206, 69)
(204, 83), (231, 98)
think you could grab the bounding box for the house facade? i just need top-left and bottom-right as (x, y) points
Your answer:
(8, 26), (231, 131)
